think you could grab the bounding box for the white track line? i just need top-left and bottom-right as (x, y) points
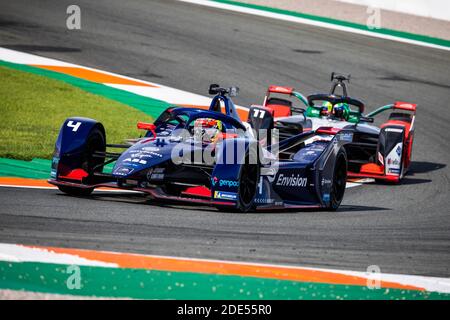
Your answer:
(0, 244), (116, 267)
(178, 0), (450, 52)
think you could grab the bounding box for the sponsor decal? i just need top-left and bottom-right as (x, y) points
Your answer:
(339, 132), (353, 142)
(276, 174), (308, 187)
(211, 177), (239, 188)
(254, 198), (275, 204)
(321, 178), (332, 186)
(113, 167), (134, 176)
(388, 168), (400, 174)
(124, 158), (148, 165)
(169, 136), (183, 143)
(396, 145), (402, 156)
(323, 193), (330, 202)
(142, 147), (160, 152)
(387, 158), (400, 166)
(146, 151), (163, 158)
(385, 128), (403, 133)
(214, 191), (237, 200)
(126, 150), (163, 160)
(51, 156), (59, 178)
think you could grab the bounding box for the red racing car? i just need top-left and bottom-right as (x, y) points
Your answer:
(260, 73), (417, 183)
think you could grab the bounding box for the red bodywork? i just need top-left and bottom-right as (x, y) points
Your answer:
(348, 101), (416, 183)
(263, 85), (295, 118)
(137, 122), (157, 140)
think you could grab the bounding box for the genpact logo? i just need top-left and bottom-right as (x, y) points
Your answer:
(211, 177), (239, 188)
(220, 179), (239, 188)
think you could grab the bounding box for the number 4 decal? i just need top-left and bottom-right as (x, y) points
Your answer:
(67, 121), (82, 132)
(253, 109), (266, 119)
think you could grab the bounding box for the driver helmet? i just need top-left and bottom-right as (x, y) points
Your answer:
(320, 101), (333, 116)
(333, 103), (349, 120)
(193, 118), (223, 143)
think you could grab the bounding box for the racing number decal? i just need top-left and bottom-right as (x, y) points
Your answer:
(253, 109), (266, 119)
(67, 121), (82, 132)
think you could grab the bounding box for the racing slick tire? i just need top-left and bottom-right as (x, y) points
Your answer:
(216, 146), (260, 213)
(327, 148), (348, 211)
(58, 127), (105, 197)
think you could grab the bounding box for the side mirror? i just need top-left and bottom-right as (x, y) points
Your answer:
(137, 122), (156, 130)
(360, 116), (374, 123)
(229, 86), (239, 97)
(209, 84), (220, 95)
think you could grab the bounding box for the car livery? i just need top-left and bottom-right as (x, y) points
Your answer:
(262, 73), (417, 183)
(49, 84), (351, 212)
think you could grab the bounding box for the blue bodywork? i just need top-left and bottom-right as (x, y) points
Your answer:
(49, 88), (350, 211)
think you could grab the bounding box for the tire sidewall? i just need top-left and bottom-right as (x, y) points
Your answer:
(329, 148), (347, 211)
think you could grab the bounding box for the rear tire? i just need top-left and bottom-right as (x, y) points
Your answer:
(327, 149), (347, 211)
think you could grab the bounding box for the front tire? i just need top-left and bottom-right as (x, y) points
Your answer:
(327, 148), (347, 211)
(58, 127), (105, 197)
(215, 147), (260, 213)
(236, 148), (260, 212)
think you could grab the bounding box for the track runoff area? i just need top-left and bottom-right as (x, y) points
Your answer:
(1, 0), (450, 301)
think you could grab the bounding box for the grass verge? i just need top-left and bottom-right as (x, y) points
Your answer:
(0, 65), (152, 160)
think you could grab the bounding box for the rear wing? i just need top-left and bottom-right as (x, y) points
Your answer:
(267, 85), (294, 95)
(366, 101), (417, 117)
(263, 85), (309, 116)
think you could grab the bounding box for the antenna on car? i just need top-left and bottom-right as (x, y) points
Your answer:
(330, 72), (351, 97)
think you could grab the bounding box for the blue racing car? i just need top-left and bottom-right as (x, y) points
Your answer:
(49, 84), (351, 212)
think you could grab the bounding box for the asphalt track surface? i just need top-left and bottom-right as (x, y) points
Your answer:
(1, 0), (449, 277)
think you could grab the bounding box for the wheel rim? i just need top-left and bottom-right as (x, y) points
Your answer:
(240, 163), (258, 206)
(333, 157), (347, 202)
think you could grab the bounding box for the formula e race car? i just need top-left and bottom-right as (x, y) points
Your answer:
(261, 73), (417, 183)
(49, 84), (352, 212)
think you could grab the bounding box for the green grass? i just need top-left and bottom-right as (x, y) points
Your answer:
(0, 65), (153, 160)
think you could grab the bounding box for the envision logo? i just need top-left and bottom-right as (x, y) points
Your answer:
(276, 174), (308, 187)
